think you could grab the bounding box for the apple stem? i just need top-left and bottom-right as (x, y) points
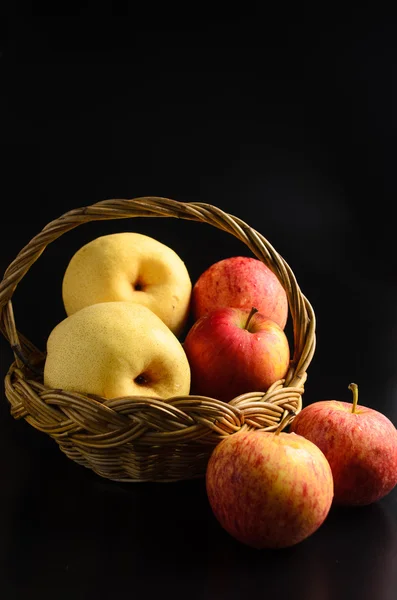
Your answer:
(244, 307), (259, 330)
(274, 411), (297, 435)
(348, 383), (359, 413)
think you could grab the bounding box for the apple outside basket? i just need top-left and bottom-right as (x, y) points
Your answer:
(0, 197), (316, 482)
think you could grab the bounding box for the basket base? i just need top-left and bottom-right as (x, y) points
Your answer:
(4, 359), (305, 483)
(57, 438), (212, 483)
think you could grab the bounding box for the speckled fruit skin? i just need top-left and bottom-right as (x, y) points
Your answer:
(192, 256), (288, 329)
(62, 232), (192, 336)
(44, 302), (191, 399)
(290, 401), (397, 506)
(206, 430), (334, 549)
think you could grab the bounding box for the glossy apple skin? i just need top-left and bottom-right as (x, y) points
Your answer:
(183, 307), (290, 402)
(290, 401), (397, 506)
(206, 430), (334, 549)
(191, 256), (288, 329)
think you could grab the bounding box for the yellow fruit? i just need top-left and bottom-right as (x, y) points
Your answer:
(44, 302), (191, 399)
(62, 232), (192, 336)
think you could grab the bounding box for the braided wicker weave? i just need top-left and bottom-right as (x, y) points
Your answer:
(0, 197), (316, 482)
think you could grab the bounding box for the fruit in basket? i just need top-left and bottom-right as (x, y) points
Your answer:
(206, 429), (334, 549)
(290, 383), (397, 506)
(183, 307), (290, 402)
(191, 256), (288, 329)
(62, 232), (192, 336)
(44, 301), (191, 399)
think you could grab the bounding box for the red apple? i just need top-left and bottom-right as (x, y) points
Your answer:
(289, 383), (397, 506)
(191, 256), (288, 329)
(206, 428), (334, 549)
(183, 307), (290, 402)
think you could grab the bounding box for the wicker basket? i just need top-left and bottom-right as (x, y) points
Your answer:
(0, 197), (315, 482)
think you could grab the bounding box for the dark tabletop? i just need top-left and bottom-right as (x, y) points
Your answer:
(1, 9), (397, 600)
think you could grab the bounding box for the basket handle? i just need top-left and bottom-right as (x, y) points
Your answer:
(0, 197), (316, 386)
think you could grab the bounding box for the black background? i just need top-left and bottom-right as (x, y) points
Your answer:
(1, 7), (396, 600)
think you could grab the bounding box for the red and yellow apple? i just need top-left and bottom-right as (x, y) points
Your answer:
(206, 428), (334, 549)
(183, 307), (290, 402)
(290, 383), (397, 506)
(191, 256), (288, 329)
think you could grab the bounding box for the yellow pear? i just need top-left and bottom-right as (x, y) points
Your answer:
(62, 232), (192, 336)
(44, 302), (191, 399)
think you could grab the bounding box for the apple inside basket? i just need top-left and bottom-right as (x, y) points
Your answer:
(0, 197), (316, 482)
